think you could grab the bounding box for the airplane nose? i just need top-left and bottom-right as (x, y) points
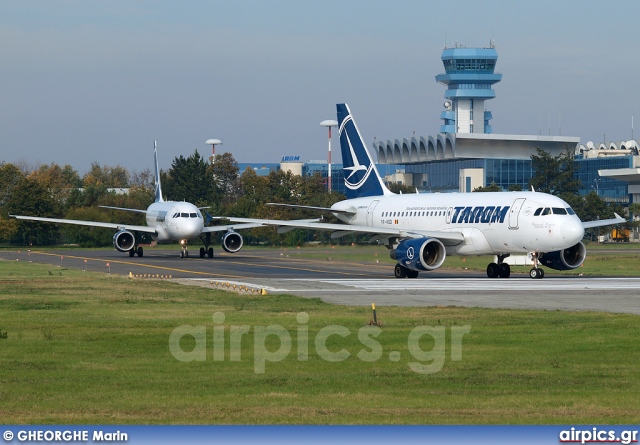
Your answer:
(561, 218), (584, 244)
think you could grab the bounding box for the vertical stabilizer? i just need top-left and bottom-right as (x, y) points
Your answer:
(337, 104), (392, 199)
(154, 141), (164, 203)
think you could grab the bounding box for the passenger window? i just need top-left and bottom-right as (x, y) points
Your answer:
(552, 208), (567, 215)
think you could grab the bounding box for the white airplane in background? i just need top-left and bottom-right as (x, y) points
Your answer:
(225, 103), (625, 279)
(11, 143), (260, 259)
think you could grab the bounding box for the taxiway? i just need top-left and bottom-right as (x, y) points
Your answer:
(2, 248), (639, 315)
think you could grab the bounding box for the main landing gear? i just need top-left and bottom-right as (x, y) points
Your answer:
(128, 232), (144, 257)
(128, 246), (144, 258)
(198, 233), (214, 259)
(394, 263), (419, 279)
(486, 254), (510, 278)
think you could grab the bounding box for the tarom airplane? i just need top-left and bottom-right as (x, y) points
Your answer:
(224, 103), (625, 279)
(11, 143), (261, 258)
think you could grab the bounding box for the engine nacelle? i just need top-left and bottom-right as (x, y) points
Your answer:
(221, 230), (243, 253)
(540, 242), (586, 271)
(390, 238), (446, 272)
(113, 229), (136, 252)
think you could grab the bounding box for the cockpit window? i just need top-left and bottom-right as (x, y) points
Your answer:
(541, 208), (551, 216)
(534, 208), (542, 216)
(566, 207), (576, 215)
(173, 213), (179, 218)
(181, 213), (188, 217)
(552, 208), (567, 215)
(190, 213), (197, 218)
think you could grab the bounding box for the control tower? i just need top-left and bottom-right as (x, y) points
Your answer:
(436, 43), (502, 134)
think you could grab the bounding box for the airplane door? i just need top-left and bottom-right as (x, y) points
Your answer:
(367, 200), (380, 226)
(509, 198), (526, 229)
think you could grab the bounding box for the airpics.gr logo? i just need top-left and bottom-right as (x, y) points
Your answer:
(169, 312), (471, 375)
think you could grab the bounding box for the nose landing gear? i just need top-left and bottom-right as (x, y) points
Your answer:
(529, 252), (544, 279)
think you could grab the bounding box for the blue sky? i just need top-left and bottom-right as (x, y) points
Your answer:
(2, 0), (639, 173)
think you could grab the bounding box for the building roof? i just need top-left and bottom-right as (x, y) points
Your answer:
(374, 133), (579, 164)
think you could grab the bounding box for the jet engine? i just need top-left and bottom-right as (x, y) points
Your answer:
(113, 229), (136, 252)
(221, 230), (243, 253)
(540, 242), (586, 270)
(390, 238), (446, 271)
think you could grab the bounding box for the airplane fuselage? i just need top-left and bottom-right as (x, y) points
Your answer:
(331, 191), (585, 255)
(145, 201), (204, 243)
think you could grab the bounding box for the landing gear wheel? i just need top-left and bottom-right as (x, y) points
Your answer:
(529, 267), (544, 279)
(208, 247), (214, 258)
(129, 250), (135, 257)
(394, 263), (408, 278)
(137, 247), (144, 257)
(499, 263), (510, 278)
(200, 247), (205, 258)
(407, 270), (419, 279)
(486, 262), (500, 278)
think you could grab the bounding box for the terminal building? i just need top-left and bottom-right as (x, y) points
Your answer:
(372, 42), (640, 207)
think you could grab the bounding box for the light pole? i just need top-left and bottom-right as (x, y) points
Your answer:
(205, 139), (222, 164)
(591, 178), (600, 196)
(320, 119), (338, 192)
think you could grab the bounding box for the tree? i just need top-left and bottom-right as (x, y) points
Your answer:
(83, 163), (130, 188)
(162, 150), (213, 206)
(387, 182), (416, 194)
(209, 152), (240, 206)
(473, 182), (502, 192)
(8, 176), (60, 245)
(529, 147), (580, 196)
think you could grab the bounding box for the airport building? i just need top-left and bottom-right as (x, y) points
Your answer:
(372, 42), (640, 207)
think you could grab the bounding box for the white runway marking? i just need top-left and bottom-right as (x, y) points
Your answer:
(301, 277), (640, 291)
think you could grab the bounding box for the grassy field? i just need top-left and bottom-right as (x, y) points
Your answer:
(1, 259), (639, 424)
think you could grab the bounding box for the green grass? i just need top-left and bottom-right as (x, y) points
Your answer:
(1, 260), (639, 424)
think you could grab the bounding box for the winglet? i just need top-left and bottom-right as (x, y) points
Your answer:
(337, 104), (392, 199)
(154, 141), (164, 203)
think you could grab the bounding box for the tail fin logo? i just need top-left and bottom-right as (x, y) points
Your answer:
(337, 103), (388, 199)
(340, 114), (374, 191)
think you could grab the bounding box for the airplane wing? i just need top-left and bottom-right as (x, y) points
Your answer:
(99, 205), (147, 214)
(223, 217), (464, 246)
(201, 223), (265, 233)
(10, 215), (156, 234)
(582, 213), (626, 229)
(266, 202), (356, 215)
(201, 218), (323, 234)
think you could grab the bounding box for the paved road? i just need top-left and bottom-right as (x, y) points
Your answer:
(2, 248), (639, 315)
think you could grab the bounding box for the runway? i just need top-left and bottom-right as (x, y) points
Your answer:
(2, 248), (640, 315)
